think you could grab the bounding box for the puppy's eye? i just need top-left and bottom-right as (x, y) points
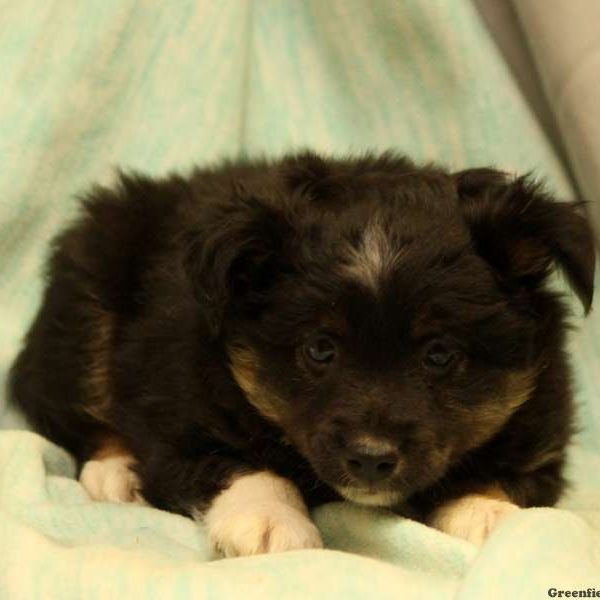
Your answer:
(423, 342), (456, 371)
(305, 336), (336, 364)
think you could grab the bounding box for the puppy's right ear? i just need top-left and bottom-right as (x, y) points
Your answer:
(183, 194), (293, 337)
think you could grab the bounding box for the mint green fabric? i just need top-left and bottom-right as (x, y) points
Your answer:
(514, 0), (600, 229)
(0, 1), (599, 598)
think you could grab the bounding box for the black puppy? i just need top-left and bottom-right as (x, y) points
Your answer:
(10, 152), (595, 555)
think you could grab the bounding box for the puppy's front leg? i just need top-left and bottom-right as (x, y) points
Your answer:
(200, 471), (323, 557)
(81, 436), (321, 556)
(79, 433), (145, 504)
(428, 484), (519, 545)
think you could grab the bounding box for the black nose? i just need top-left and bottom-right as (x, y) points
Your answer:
(343, 449), (399, 483)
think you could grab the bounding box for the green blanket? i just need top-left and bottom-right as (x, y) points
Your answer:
(1, 1), (599, 598)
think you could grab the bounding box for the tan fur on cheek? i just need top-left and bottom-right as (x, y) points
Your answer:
(504, 368), (539, 409)
(456, 367), (538, 454)
(228, 345), (286, 424)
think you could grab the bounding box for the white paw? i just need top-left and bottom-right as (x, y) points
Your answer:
(201, 471), (323, 557)
(207, 502), (323, 557)
(429, 494), (519, 545)
(79, 456), (145, 504)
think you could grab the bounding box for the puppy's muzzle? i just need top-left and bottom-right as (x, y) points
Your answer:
(340, 436), (400, 484)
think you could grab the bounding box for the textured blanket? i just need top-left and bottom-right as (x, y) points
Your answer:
(1, 1), (598, 598)
(514, 0), (600, 227)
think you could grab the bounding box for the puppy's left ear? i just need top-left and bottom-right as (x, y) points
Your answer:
(183, 194), (293, 337)
(455, 169), (596, 312)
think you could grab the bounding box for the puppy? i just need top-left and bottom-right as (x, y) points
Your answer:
(10, 152), (595, 555)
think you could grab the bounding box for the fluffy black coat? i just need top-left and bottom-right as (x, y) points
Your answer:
(9, 151), (595, 519)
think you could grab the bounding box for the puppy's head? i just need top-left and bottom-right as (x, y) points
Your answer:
(186, 154), (595, 507)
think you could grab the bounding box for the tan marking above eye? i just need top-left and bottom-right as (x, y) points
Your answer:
(316, 313), (347, 336)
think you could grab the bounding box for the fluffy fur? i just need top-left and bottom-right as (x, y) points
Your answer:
(9, 151), (596, 551)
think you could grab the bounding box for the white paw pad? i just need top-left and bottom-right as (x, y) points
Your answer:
(79, 456), (144, 504)
(201, 471), (323, 557)
(430, 494), (519, 545)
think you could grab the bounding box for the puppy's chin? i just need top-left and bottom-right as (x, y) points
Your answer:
(334, 486), (403, 508)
